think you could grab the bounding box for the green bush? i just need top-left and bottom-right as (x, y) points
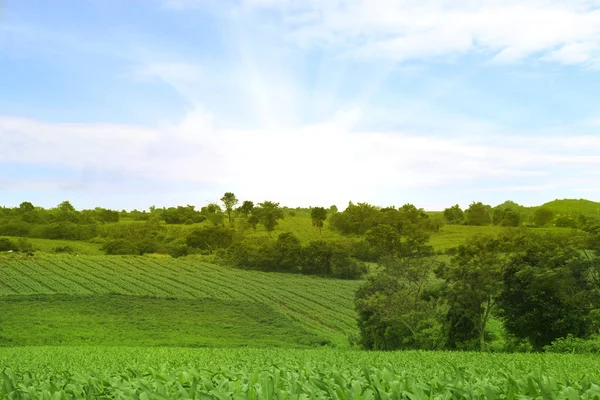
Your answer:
(101, 239), (139, 255)
(54, 245), (76, 254)
(0, 237), (17, 251)
(544, 335), (600, 354)
(186, 226), (235, 253)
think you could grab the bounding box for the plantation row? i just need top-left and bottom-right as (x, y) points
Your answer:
(0, 255), (361, 344)
(1, 347), (600, 399)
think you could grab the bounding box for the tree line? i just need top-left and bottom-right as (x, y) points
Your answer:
(444, 201), (599, 230)
(355, 228), (600, 352)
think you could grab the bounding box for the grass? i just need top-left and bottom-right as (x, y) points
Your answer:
(428, 224), (577, 252)
(0, 236), (103, 255)
(541, 198), (600, 217)
(0, 254), (360, 347)
(0, 294), (323, 347)
(1, 347), (600, 398)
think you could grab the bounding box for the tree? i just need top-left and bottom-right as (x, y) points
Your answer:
(238, 200), (254, 216)
(310, 207), (327, 235)
(501, 209), (521, 227)
(247, 214), (259, 230)
(533, 207), (554, 227)
(498, 234), (596, 350)
(464, 202), (491, 226)
(436, 234), (504, 351)
(365, 224), (402, 257)
(220, 192), (239, 224)
(255, 201), (284, 234)
(186, 226), (234, 253)
(201, 203), (224, 226)
(356, 217), (443, 350)
(555, 215), (578, 228)
(302, 240), (366, 279)
(355, 272), (446, 350)
(443, 204), (464, 224)
(492, 207), (520, 227)
(18, 202), (35, 214)
(275, 232), (302, 272)
(329, 202), (381, 235)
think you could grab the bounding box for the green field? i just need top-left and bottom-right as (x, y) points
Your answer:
(0, 295), (324, 347)
(427, 224), (575, 252)
(1, 201), (598, 398)
(0, 236), (103, 255)
(1, 347), (600, 398)
(0, 255), (360, 347)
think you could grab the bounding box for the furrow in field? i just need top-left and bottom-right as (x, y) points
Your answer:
(90, 258), (173, 297)
(188, 261), (355, 331)
(0, 263), (48, 294)
(141, 258), (225, 299)
(185, 261), (349, 335)
(8, 261), (57, 294)
(14, 260), (76, 293)
(34, 259), (95, 295)
(117, 258), (201, 299)
(42, 258), (109, 294)
(162, 261), (249, 301)
(151, 260), (230, 299)
(68, 257), (142, 294)
(176, 261), (340, 335)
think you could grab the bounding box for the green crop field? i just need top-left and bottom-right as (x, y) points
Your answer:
(1, 347), (600, 399)
(0, 254), (360, 347)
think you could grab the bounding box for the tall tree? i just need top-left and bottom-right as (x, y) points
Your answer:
(310, 207), (327, 235)
(443, 204), (464, 224)
(356, 219), (443, 350)
(498, 234), (596, 350)
(256, 201), (284, 235)
(220, 192), (239, 224)
(238, 200), (254, 216)
(436, 234), (504, 351)
(533, 207), (554, 227)
(464, 202), (491, 226)
(201, 203), (224, 226)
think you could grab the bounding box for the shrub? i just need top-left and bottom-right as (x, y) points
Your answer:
(54, 245), (76, 254)
(544, 335), (600, 354)
(0, 238), (17, 252)
(186, 226), (234, 252)
(101, 239), (139, 255)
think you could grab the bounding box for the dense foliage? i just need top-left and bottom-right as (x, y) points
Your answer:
(356, 227), (600, 352)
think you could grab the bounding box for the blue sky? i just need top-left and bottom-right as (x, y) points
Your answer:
(1, 0), (600, 211)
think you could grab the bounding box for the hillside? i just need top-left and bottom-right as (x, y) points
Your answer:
(539, 198), (600, 217)
(0, 254), (360, 347)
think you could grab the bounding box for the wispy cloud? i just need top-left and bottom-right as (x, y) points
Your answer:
(168, 0), (600, 66)
(3, 107), (600, 207)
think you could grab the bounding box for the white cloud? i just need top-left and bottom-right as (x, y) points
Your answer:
(3, 108), (600, 207)
(168, 0), (600, 66)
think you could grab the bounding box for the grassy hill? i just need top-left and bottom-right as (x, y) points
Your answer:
(0, 254), (360, 347)
(539, 198), (600, 217)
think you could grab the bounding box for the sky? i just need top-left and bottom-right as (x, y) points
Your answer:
(1, 0), (600, 211)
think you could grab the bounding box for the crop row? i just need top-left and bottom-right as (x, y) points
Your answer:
(1, 347), (600, 399)
(0, 255), (361, 344)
